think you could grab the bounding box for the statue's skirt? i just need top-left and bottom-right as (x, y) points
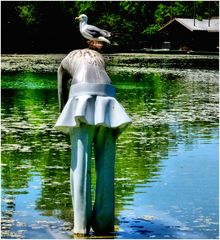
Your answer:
(55, 83), (131, 135)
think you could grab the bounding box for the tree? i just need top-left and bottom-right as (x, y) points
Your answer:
(143, 1), (219, 37)
(1, 1), (219, 53)
(16, 2), (40, 26)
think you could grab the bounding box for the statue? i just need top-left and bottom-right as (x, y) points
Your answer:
(55, 17), (131, 236)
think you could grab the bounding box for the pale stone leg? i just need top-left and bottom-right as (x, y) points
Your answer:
(92, 126), (116, 234)
(70, 124), (95, 235)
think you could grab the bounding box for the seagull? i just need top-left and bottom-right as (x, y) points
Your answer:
(75, 14), (111, 44)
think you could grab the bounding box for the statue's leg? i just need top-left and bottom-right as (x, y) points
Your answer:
(70, 124), (95, 235)
(92, 126), (116, 234)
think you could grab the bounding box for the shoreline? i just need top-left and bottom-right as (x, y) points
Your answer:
(1, 53), (219, 73)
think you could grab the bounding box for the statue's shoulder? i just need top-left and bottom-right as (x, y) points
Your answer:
(61, 49), (82, 66)
(81, 49), (105, 65)
(62, 48), (104, 66)
(65, 49), (82, 59)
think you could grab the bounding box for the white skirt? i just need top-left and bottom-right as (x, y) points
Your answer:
(55, 83), (131, 135)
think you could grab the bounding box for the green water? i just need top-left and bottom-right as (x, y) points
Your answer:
(1, 67), (219, 239)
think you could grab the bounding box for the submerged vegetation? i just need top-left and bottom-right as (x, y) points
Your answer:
(1, 54), (219, 74)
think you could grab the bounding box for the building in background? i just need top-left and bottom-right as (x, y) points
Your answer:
(159, 18), (219, 52)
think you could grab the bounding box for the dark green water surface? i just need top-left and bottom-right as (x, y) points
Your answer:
(1, 67), (219, 239)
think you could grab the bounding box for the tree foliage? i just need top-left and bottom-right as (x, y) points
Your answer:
(16, 3), (39, 26)
(2, 1), (219, 53)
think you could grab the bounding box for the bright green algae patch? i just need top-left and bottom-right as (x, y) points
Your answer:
(1, 72), (57, 89)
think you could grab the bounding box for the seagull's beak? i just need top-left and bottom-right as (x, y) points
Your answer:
(75, 16), (80, 21)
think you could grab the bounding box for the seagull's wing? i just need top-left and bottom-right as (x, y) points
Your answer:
(85, 24), (111, 38)
(85, 26), (102, 38)
(100, 29), (111, 37)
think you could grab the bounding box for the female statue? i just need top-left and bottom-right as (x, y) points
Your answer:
(55, 40), (131, 235)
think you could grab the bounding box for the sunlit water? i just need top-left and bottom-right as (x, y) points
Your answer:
(1, 66), (219, 239)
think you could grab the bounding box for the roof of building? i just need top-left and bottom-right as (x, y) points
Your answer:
(160, 18), (219, 32)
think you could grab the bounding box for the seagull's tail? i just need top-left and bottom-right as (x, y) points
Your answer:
(97, 36), (110, 44)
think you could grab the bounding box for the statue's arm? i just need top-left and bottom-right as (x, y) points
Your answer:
(58, 65), (69, 112)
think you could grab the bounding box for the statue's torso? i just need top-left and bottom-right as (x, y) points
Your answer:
(62, 49), (111, 84)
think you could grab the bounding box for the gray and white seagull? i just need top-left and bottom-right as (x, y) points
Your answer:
(75, 14), (111, 44)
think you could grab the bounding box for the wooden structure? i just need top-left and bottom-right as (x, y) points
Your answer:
(159, 18), (219, 52)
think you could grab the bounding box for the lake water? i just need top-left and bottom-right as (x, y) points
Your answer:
(1, 65), (219, 239)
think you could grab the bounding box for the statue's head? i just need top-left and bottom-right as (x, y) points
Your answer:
(87, 40), (104, 51)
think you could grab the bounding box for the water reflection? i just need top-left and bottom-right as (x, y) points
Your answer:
(1, 68), (218, 238)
